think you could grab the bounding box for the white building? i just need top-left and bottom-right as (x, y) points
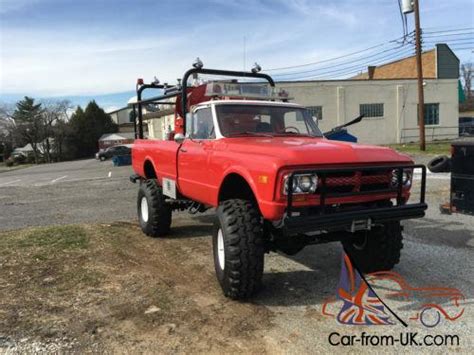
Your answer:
(278, 44), (460, 144)
(107, 107), (139, 134)
(279, 77), (458, 144)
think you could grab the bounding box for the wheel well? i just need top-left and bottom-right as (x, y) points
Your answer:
(219, 173), (256, 204)
(144, 160), (157, 179)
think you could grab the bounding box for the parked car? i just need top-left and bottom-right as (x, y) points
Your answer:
(97, 145), (131, 161)
(459, 116), (474, 136)
(129, 65), (427, 300)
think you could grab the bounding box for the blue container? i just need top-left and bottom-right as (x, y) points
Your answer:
(325, 128), (357, 143)
(112, 155), (132, 166)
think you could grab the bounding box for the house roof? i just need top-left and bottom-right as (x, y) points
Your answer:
(99, 132), (135, 141)
(143, 108), (175, 120)
(107, 107), (129, 115)
(352, 49), (437, 80)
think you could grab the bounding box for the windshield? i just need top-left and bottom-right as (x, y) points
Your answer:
(215, 104), (323, 137)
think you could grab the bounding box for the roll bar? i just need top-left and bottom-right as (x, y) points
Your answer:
(134, 67), (276, 139)
(180, 67), (275, 121)
(135, 83), (178, 139)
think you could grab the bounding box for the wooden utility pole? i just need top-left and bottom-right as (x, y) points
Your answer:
(414, 0), (426, 151)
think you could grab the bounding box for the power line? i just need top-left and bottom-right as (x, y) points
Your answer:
(397, 0), (409, 42)
(276, 48), (416, 81)
(449, 47), (474, 51)
(266, 34), (410, 71)
(423, 27), (474, 34)
(263, 26), (472, 80)
(424, 40), (474, 47)
(272, 43), (411, 77)
(423, 30), (474, 38)
(272, 45), (413, 79)
(424, 37), (474, 42)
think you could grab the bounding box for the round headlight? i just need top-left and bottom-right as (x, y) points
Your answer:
(283, 173), (318, 194)
(297, 174), (318, 193)
(299, 175), (312, 192)
(391, 169), (412, 187)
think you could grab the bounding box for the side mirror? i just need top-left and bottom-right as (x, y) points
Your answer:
(174, 133), (185, 144)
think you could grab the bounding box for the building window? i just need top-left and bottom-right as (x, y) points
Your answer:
(422, 103), (440, 125)
(307, 106), (323, 120)
(129, 110), (136, 123)
(360, 103), (384, 118)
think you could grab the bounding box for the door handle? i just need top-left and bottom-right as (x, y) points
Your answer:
(180, 147), (187, 152)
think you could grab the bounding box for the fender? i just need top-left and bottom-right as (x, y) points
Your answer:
(218, 166), (263, 205)
(143, 156), (158, 179)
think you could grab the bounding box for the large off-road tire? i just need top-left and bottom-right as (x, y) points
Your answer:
(342, 221), (403, 273)
(137, 179), (172, 237)
(213, 199), (264, 300)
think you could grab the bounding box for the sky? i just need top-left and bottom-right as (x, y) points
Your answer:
(0, 0), (473, 111)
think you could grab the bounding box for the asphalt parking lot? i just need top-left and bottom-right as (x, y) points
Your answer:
(0, 158), (473, 352)
(0, 159), (137, 231)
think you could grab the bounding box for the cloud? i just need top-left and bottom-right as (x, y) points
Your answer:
(1, 0), (473, 100)
(0, 0), (41, 14)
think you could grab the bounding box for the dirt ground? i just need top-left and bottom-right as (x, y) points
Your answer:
(1, 159), (473, 353)
(0, 219), (274, 353)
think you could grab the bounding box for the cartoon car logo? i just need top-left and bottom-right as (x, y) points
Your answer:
(322, 253), (465, 327)
(368, 271), (465, 327)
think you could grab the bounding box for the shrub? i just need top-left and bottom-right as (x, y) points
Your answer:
(25, 155), (36, 164)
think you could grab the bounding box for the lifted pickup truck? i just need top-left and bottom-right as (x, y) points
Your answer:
(130, 64), (427, 300)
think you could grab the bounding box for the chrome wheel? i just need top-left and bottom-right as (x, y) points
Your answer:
(141, 196), (149, 223)
(217, 228), (225, 270)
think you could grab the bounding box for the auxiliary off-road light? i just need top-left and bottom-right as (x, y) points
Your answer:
(283, 173), (318, 195)
(391, 169), (413, 188)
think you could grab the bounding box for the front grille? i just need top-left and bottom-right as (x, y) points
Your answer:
(286, 164), (426, 219)
(317, 169), (391, 195)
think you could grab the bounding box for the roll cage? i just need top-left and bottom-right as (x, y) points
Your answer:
(132, 67), (276, 139)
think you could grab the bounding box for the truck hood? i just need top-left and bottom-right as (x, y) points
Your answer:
(220, 137), (412, 166)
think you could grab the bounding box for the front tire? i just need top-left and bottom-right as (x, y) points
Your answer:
(137, 179), (172, 237)
(213, 199), (264, 300)
(342, 221), (403, 273)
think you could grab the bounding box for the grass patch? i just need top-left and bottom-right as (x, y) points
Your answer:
(0, 225), (102, 305)
(0, 225), (88, 251)
(0, 163), (34, 173)
(388, 141), (451, 155)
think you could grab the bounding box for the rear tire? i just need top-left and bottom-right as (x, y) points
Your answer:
(342, 221), (403, 273)
(213, 199), (264, 300)
(137, 179), (172, 237)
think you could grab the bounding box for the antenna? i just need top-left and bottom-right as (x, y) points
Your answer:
(243, 36), (246, 71)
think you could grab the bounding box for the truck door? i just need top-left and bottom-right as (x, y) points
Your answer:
(177, 106), (216, 204)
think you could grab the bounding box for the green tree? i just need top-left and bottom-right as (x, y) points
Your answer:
(66, 101), (117, 159)
(12, 97), (44, 163)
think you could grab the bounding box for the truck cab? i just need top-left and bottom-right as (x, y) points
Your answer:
(130, 64), (427, 300)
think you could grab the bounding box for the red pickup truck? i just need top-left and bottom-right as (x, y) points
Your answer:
(130, 65), (427, 300)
